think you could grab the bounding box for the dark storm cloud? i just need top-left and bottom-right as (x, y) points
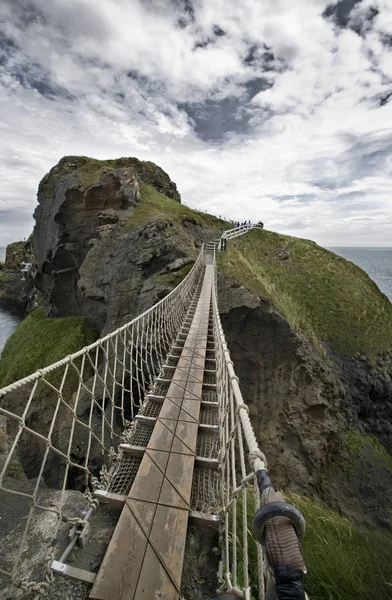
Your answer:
(193, 26), (226, 50)
(323, 0), (363, 28)
(181, 97), (252, 141)
(244, 45), (274, 68)
(173, 0), (195, 28)
(180, 76), (271, 142)
(7, 64), (74, 100)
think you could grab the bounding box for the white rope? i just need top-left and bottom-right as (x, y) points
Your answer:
(211, 230), (272, 599)
(0, 222), (269, 596)
(0, 247), (205, 593)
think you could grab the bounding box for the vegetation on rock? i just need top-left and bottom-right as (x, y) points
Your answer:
(0, 308), (96, 388)
(240, 491), (392, 600)
(38, 155), (181, 202)
(346, 428), (392, 471)
(4, 240), (32, 271)
(289, 493), (392, 600)
(218, 228), (392, 358)
(156, 263), (194, 287)
(125, 183), (229, 231)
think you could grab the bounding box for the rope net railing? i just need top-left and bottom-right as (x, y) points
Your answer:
(0, 248), (205, 595)
(211, 243), (307, 600)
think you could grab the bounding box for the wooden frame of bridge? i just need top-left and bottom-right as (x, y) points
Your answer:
(90, 251), (215, 600)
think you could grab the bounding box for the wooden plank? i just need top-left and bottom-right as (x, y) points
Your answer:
(93, 490), (126, 509)
(159, 453), (195, 507)
(52, 561), (96, 585)
(133, 506), (189, 599)
(91, 264), (214, 600)
(89, 500), (153, 599)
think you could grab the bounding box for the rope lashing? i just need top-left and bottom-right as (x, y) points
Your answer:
(0, 223), (307, 600)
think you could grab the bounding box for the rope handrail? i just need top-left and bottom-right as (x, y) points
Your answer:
(0, 221), (306, 599)
(0, 246), (205, 397)
(0, 242), (206, 594)
(211, 239), (307, 600)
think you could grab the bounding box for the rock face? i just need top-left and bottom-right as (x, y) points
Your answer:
(218, 274), (392, 529)
(4, 155), (392, 539)
(0, 240), (34, 315)
(32, 157), (214, 334)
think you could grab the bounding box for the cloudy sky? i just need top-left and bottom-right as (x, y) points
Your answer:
(1, 0), (392, 247)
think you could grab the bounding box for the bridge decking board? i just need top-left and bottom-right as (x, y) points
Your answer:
(89, 264), (213, 600)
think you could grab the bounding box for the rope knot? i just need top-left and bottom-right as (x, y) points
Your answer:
(236, 403), (249, 415)
(249, 449), (268, 471)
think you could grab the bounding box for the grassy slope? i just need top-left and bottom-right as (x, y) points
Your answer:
(218, 228), (392, 358)
(125, 183), (230, 231)
(0, 308), (96, 388)
(288, 493), (392, 600)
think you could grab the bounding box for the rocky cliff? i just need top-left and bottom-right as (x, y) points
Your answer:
(2, 156), (392, 535)
(32, 156), (226, 334)
(218, 230), (392, 530)
(0, 240), (34, 315)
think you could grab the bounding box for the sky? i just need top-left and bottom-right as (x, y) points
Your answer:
(0, 0), (392, 247)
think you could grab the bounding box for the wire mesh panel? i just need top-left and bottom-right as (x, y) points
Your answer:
(0, 250), (205, 596)
(127, 423), (155, 447)
(138, 400), (162, 419)
(197, 431), (219, 459)
(191, 468), (220, 513)
(200, 406), (219, 426)
(202, 389), (217, 403)
(107, 455), (142, 496)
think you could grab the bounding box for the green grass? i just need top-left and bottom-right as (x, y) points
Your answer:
(218, 229), (392, 358)
(6, 462), (24, 480)
(38, 156), (119, 199)
(346, 428), (392, 471)
(235, 490), (392, 600)
(124, 183), (230, 231)
(0, 308), (97, 388)
(155, 263), (194, 287)
(287, 493), (392, 600)
(0, 270), (12, 281)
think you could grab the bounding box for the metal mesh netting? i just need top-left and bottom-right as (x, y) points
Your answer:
(190, 468), (219, 513)
(0, 250), (205, 595)
(196, 431), (219, 459)
(138, 399), (162, 419)
(107, 455), (142, 496)
(200, 406), (218, 426)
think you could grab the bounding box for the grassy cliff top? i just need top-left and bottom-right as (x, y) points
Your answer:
(125, 183), (229, 231)
(218, 229), (392, 358)
(38, 155), (181, 202)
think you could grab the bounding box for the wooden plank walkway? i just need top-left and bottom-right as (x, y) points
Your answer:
(90, 258), (214, 600)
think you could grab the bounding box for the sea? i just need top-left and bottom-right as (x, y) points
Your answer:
(328, 247), (392, 302)
(0, 246), (392, 358)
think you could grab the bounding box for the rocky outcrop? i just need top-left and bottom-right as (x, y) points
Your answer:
(218, 274), (392, 529)
(4, 155), (391, 537)
(32, 157), (218, 334)
(0, 240), (34, 315)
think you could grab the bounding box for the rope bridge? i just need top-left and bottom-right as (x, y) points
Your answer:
(0, 224), (306, 600)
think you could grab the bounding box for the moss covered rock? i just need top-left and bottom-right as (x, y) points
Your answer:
(38, 155), (181, 203)
(0, 307), (96, 388)
(32, 157), (228, 335)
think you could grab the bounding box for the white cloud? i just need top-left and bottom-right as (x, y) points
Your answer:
(0, 0), (392, 247)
